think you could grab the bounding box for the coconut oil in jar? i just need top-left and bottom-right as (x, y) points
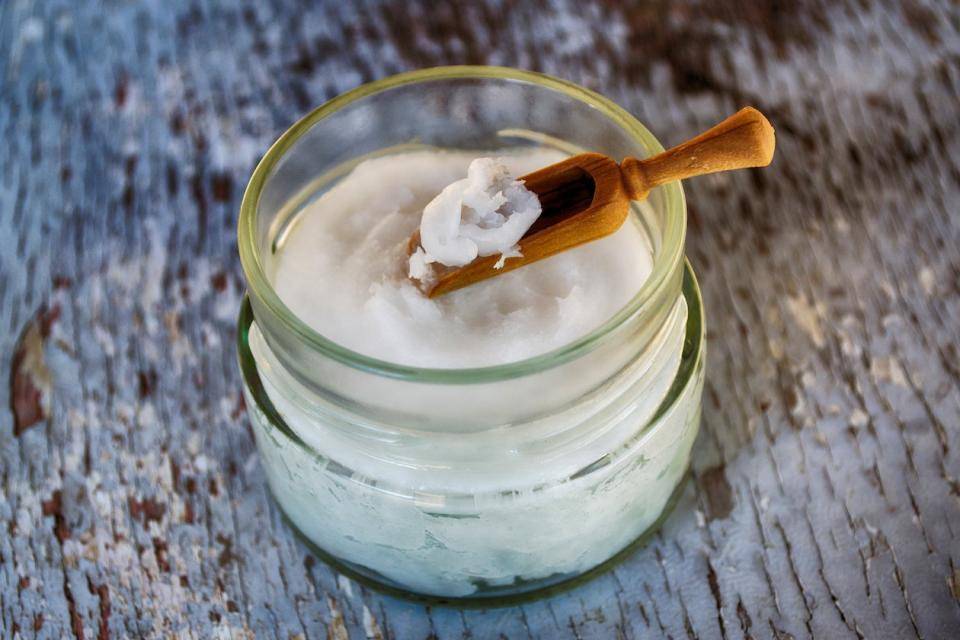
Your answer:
(237, 67), (705, 599)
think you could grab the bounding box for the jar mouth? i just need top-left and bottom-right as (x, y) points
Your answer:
(238, 65), (687, 383)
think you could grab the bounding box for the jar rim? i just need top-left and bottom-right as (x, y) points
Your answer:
(238, 65), (687, 383)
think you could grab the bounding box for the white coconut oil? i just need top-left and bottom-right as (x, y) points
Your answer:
(268, 150), (655, 368)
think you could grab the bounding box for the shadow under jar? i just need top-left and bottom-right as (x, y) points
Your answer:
(237, 67), (706, 601)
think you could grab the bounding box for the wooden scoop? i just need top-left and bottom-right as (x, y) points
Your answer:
(410, 107), (775, 297)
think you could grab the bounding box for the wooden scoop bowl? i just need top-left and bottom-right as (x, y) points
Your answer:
(411, 107), (775, 297)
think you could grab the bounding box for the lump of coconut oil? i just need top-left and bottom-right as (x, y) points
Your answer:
(408, 157), (542, 280)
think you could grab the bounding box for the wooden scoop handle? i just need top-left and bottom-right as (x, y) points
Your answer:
(620, 107), (775, 199)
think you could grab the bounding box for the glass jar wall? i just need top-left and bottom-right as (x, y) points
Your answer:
(237, 67), (705, 599)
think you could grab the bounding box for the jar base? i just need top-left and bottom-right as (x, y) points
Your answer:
(274, 469), (691, 606)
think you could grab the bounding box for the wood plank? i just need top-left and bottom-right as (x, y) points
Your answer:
(1, 0), (958, 637)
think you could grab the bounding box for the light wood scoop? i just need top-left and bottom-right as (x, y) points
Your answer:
(410, 107), (775, 297)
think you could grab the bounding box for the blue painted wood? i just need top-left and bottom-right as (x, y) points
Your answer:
(1, 0), (959, 638)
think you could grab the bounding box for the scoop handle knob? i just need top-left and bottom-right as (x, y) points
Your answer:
(621, 107), (776, 200)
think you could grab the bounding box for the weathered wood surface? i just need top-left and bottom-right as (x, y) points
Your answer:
(1, 0), (958, 637)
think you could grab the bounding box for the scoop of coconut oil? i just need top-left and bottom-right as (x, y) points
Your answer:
(408, 157), (542, 280)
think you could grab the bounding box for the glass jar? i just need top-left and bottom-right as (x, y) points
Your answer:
(237, 67), (705, 600)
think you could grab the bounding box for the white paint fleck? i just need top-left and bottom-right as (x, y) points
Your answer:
(19, 17), (44, 43)
(836, 323), (861, 359)
(62, 539), (84, 565)
(137, 402), (159, 430)
(219, 396), (235, 422)
(140, 219), (167, 328)
(201, 322), (221, 349)
(786, 294), (826, 348)
(871, 356), (909, 388)
(850, 409), (869, 428)
(93, 323), (117, 359)
(213, 279), (242, 323)
(67, 408), (86, 430)
(15, 506), (33, 536)
(768, 338), (784, 360)
(363, 604), (384, 640)
(878, 279), (896, 301)
(881, 314), (902, 330)
(765, 304), (786, 331)
(92, 488), (112, 517)
(208, 118), (272, 173)
(186, 432), (202, 456)
(919, 266), (935, 295)
(337, 574), (353, 597)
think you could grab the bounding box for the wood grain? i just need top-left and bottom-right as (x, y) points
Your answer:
(1, 0), (958, 638)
